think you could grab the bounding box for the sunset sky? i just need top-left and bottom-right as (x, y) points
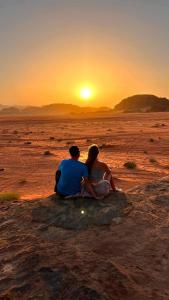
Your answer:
(0, 0), (169, 107)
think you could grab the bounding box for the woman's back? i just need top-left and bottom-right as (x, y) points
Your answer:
(89, 160), (108, 182)
(83, 144), (116, 197)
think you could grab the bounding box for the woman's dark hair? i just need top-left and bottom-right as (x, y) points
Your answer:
(86, 144), (99, 174)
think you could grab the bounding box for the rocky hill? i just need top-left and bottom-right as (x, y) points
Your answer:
(1, 176), (169, 299)
(114, 95), (169, 113)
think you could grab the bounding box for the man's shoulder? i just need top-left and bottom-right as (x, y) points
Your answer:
(77, 161), (88, 176)
(77, 161), (87, 167)
(60, 159), (70, 165)
(62, 159), (70, 163)
(60, 159), (87, 170)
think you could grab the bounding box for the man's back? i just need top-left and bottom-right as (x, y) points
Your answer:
(57, 159), (88, 196)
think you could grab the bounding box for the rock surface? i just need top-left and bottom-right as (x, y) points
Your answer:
(32, 192), (129, 230)
(0, 177), (169, 299)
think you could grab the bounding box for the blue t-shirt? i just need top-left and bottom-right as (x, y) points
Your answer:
(57, 159), (88, 196)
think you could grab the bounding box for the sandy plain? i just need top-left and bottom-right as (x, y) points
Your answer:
(0, 112), (169, 300)
(0, 112), (169, 199)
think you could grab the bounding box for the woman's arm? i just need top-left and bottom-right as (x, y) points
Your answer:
(103, 163), (116, 191)
(83, 177), (97, 198)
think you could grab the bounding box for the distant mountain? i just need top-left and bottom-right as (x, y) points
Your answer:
(2, 95), (169, 116)
(0, 106), (20, 114)
(113, 95), (169, 113)
(0, 103), (112, 116)
(0, 104), (8, 111)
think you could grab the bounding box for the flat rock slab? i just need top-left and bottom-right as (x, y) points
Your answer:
(129, 176), (169, 197)
(32, 192), (130, 230)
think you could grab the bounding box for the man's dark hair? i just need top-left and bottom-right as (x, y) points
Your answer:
(69, 146), (80, 157)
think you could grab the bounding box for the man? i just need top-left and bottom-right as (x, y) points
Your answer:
(56, 146), (97, 198)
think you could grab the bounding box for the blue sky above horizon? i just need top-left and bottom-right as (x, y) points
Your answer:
(0, 0), (169, 107)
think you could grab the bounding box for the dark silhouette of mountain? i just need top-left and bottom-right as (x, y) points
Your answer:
(113, 95), (169, 112)
(24, 103), (113, 115)
(0, 106), (21, 115)
(0, 103), (112, 116)
(0, 104), (8, 111)
(1, 95), (169, 116)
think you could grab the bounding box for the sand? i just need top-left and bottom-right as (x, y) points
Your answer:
(0, 112), (169, 299)
(0, 176), (169, 299)
(0, 112), (169, 199)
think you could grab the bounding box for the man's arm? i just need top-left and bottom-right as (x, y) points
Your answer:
(83, 177), (97, 199)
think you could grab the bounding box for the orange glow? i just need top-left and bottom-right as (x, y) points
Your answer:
(1, 46), (164, 108)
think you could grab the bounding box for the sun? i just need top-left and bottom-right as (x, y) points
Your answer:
(75, 84), (95, 102)
(80, 87), (93, 101)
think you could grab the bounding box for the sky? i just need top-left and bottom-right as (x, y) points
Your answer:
(0, 0), (169, 107)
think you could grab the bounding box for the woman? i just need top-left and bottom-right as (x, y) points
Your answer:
(82, 144), (116, 198)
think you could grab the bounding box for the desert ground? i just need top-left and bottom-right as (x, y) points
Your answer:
(0, 112), (169, 300)
(0, 112), (169, 199)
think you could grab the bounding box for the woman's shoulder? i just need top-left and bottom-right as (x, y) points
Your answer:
(97, 161), (108, 169)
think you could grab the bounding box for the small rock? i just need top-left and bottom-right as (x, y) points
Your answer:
(113, 217), (122, 224)
(24, 141), (32, 145)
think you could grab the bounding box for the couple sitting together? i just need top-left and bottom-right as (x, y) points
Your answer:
(55, 144), (116, 200)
